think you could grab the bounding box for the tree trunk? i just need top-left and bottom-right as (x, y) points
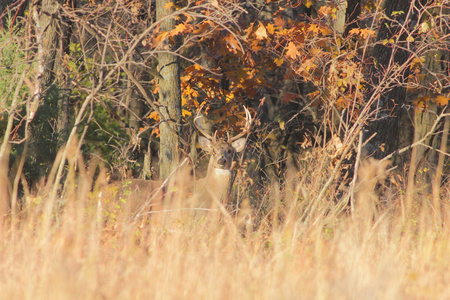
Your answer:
(363, 0), (415, 159)
(344, 0), (360, 37)
(27, 0), (70, 182)
(156, 0), (182, 180)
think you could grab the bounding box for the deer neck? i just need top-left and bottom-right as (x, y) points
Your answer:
(205, 167), (234, 195)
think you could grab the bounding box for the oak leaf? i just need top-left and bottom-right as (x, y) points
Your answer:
(193, 21), (212, 35)
(436, 95), (449, 107)
(170, 23), (186, 36)
(285, 42), (300, 59)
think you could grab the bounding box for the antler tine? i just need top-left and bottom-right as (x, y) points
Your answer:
(194, 106), (214, 141)
(229, 106), (253, 142)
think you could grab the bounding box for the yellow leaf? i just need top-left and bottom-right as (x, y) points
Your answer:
(304, 0), (313, 8)
(406, 35), (414, 42)
(308, 24), (319, 34)
(274, 57), (284, 66)
(225, 93), (235, 102)
(266, 23), (275, 35)
(420, 22), (430, 33)
(436, 95), (449, 107)
(255, 23), (268, 40)
(182, 109), (192, 117)
(163, 2), (174, 9)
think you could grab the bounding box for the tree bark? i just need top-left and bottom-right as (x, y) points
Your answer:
(344, 0), (360, 37)
(27, 0), (70, 182)
(363, 0), (415, 159)
(156, 0), (182, 180)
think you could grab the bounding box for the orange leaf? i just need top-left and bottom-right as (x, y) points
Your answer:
(225, 34), (241, 53)
(170, 23), (186, 36)
(151, 31), (168, 48)
(436, 95), (449, 107)
(359, 28), (376, 39)
(148, 110), (160, 122)
(163, 2), (174, 10)
(193, 21), (212, 35)
(285, 42), (300, 59)
(349, 28), (360, 35)
(255, 24), (268, 40)
(151, 127), (160, 137)
(318, 5), (333, 16)
(266, 23), (275, 35)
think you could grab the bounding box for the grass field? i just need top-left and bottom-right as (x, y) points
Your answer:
(1, 158), (449, 300)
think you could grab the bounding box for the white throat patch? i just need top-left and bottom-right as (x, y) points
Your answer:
(213, 168), (231, 177)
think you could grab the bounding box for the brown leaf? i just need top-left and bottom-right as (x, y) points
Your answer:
(274, 15), (285, 28)
(281, 92), (298, 103)
(193, 21), (212, 35)
(225, 34), (241, 53)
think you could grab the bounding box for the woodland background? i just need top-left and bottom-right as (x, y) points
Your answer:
(0, 0), (450, 298)
(0, 0), (449, 200)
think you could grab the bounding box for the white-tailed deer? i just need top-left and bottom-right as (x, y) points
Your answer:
(98, 106), (252, 222)
(192, 107), (251, 208)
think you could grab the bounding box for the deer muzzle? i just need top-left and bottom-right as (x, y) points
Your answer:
(217, 156), (227, 167)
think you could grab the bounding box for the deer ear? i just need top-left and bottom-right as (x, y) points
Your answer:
(198, 136), (213, 151)
(232, 138), (247, 153)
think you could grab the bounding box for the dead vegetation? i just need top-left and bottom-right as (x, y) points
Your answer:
(1, 146), (450, 300)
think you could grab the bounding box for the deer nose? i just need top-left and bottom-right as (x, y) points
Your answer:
(217, 156), (227, 166)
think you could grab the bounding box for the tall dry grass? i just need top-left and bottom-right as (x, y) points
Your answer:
(1, 153), (450, 300)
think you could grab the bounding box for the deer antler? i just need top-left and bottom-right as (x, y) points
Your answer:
(194, 106), (215, 142)
(229, 106), (253, 142)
